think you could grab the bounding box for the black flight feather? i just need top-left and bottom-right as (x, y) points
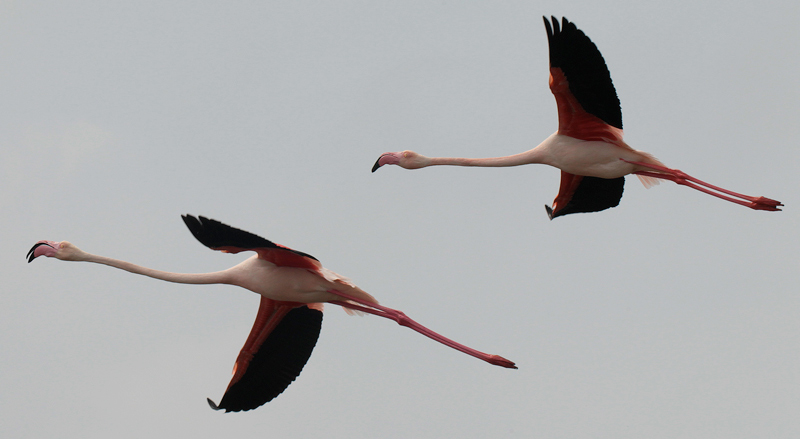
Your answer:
(547, 176), (625, 219)
(209, 305), (323, 412)
(181, 214), (319, 262)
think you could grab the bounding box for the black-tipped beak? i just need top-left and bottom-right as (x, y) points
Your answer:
(371, 156), (383, 173)
(26, 242), (53, 263)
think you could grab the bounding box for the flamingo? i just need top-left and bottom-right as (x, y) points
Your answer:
(27, 214), (516, 412)
(372, 16), (783, 219)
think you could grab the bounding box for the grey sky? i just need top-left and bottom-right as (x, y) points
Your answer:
(2, 1), (799, 438)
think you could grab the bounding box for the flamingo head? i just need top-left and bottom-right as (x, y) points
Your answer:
(371, 150), (427, 172)
(27, 240), (83, 263)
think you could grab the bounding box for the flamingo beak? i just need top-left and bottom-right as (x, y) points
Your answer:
(371, 153), (400, 172)
(371, 156), (385, 172)
(26, 241), (55, 263)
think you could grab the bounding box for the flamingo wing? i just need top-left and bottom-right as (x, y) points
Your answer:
(543, 16), (622, 135)
(542, 17), (626, 218)
(208, 298), (324, 412)
(546, 172), (625, 219)
(181, 214), (321, 270)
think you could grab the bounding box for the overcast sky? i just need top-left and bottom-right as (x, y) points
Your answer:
(2, 1), (799, 438)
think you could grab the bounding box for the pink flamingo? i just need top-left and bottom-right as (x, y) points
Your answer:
(27, 214), (515, 412)
(372, 16), (782, 219)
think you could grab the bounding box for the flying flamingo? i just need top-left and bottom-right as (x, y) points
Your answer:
(27, 214), (515, 412)
(372, 16), (783, 219)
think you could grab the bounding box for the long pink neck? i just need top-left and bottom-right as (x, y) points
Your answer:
(426, 149), (544, 168)
(81, 253), (230, 285)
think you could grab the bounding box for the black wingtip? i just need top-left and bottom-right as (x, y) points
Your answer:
(181, 214), (205, 242)
(545, 205), (555, 220)
(543, 16), (568, 37)
(181, 214), (198, 228)
(371, 157), (382, 173)
(543, 16), (552, 39)
(207, 398), (224, 411)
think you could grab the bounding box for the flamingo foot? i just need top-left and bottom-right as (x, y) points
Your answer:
(749, 196), (783, 211)
(486, 354), (517, 369)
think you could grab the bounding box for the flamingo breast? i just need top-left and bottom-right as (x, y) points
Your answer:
(538, 134), (641, 179)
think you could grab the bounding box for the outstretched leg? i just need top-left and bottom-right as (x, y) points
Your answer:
(327, 290), (517, 369)
(624, 160), (783, 211)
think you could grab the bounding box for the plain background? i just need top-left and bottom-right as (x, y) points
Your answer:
(2, 1), (798, 438)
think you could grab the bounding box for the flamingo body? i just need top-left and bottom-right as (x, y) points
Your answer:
(372, 16), (782, 218)
(27, 215), (515, 412)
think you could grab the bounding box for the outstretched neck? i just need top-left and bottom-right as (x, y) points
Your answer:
(81, 253), (231, 285)
(425, 148), (547, 168)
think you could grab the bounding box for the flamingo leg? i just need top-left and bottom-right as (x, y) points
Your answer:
(625, 160), (783, 211)
(328, 291), (516, 369)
